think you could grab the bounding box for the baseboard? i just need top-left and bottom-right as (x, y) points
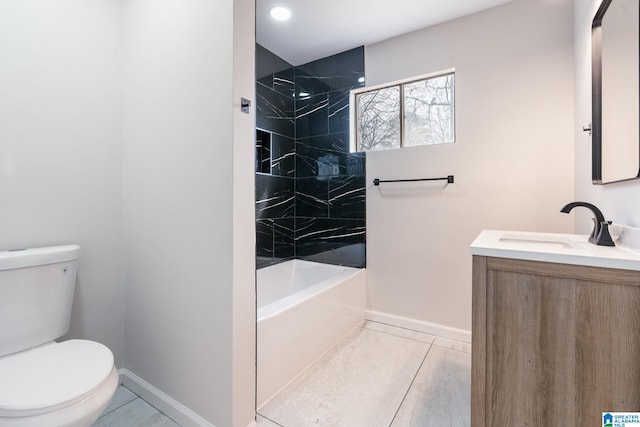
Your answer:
(365, 310), (472, 343)
(119, 368), (217, 427)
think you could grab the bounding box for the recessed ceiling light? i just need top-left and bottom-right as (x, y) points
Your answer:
(270, 6), (291, 21)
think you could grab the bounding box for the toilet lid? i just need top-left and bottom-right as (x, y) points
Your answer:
(0, 340), (114, 414)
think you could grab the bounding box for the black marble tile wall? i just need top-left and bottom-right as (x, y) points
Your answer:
(296, 177), (329, 218)
(256, 83), (295, 139)
(295, 93), (329, 139)
(257, 44), (295, 97)
(293, 175), (366, 219)
(295, 218), (366, 268)
(255, 44), (367, 268)
(255, 174), (294, 220)
(270, 134), (295, 177)
(328, 91), (351, 134)
(296, 135), (365, 178)
(256, 220), (275, 258)
(256, 46), (297, 267)
(328, 175), (366, 219)
(256, 219), (295, 259)
(293, 46), (366, 268)
(295, 47), (366, 96)
(273, 218), (295, 259)
(255, 173), (295, 268)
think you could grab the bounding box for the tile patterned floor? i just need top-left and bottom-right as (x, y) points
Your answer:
(257, 321), (471, 427)
(93, 386), (179, 426)
(96, 321), (470, 427)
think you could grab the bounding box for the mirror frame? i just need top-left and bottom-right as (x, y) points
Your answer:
(591, 0), (640, 184)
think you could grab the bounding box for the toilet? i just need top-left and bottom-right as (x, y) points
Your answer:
(0, 245), (118, 427)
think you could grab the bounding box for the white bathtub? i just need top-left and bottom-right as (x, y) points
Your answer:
(256, 260), (366, 408)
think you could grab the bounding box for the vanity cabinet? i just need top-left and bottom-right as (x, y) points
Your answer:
(472, 256), (640, 427)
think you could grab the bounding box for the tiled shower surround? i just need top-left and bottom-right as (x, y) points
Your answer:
(256, 44), (366, 269)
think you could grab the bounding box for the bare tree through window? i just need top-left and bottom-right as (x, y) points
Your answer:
(354, 72), (455, 151)
(356, 87), (400, 151)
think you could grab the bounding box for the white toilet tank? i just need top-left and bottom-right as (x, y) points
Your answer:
(0, 245), (81, 357)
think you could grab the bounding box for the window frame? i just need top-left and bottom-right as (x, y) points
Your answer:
(349, 68), (456, 152)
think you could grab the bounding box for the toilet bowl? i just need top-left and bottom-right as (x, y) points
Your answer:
(0, 246), (118, 427)
(0, 340), (118, 427)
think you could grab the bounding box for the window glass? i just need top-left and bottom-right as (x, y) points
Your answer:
(403, 74), (455, 147)
(356, 86), (401, 151)
(353, 71), (455, 152)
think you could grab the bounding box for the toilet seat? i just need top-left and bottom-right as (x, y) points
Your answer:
(0, 340), (115, 418)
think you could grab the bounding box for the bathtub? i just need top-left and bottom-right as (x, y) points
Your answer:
(256, 259), (366, 408)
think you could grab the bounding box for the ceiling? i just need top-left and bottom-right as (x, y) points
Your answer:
(256, 0), (516, 66)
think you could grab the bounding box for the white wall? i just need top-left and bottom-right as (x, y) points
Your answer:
(0, 1), (255, 424)
(364, 0), (575, 334)
(121, 0), (255, 425)
(574, 0), (640, 229)
(0, 0), (124, 362)
(232, 0), (257, 424)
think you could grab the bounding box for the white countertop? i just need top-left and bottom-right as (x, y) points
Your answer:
(470, 230), (640, 271)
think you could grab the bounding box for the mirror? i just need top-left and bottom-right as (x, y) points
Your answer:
(592, 0), (640, 184)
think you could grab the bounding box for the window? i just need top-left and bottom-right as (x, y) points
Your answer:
(352, 70), (455, 152)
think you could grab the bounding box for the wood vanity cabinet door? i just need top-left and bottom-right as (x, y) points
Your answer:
(483, 268), (576, 426)
(472, 256), (640, 427)
(575, 281), (640, 425)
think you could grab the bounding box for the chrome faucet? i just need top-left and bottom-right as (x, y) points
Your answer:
(560, 201), (615, 246)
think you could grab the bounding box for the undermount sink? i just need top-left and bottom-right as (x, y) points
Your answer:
(498, 232), (584, 250)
